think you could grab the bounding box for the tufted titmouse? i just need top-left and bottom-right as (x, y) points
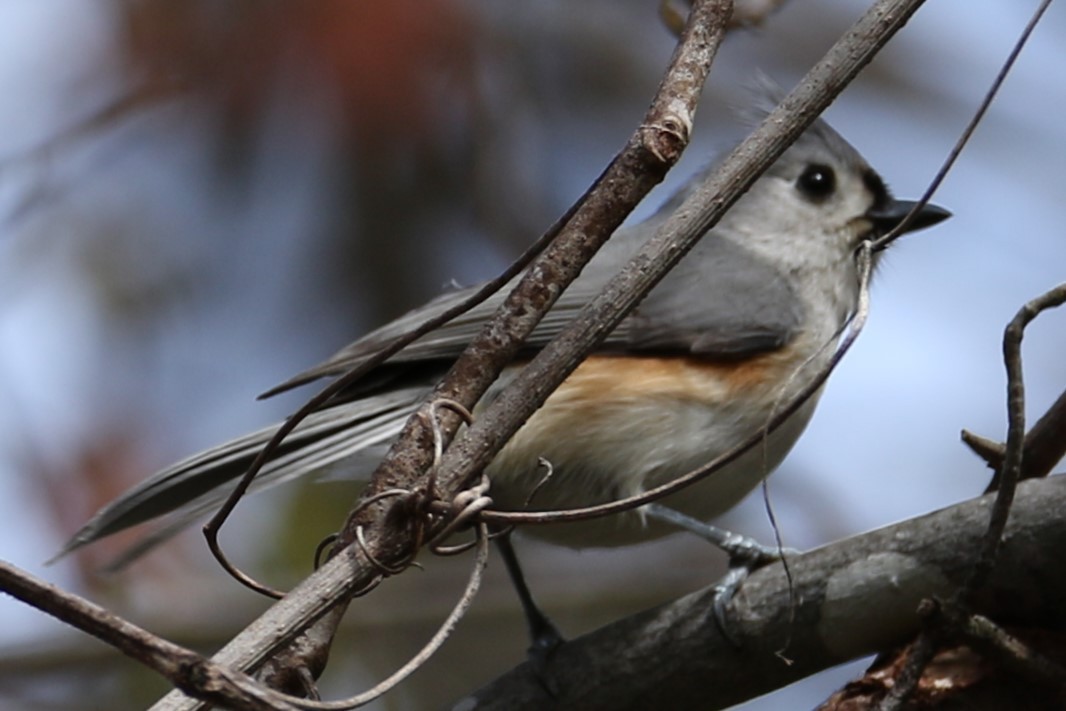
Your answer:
(58, 105), (948, 635)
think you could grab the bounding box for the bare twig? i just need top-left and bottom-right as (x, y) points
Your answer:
(966, 384), (1066, 491)
(968, 283), (1066, 597)
(961, 429), (1006, 467)
(959, 614), (1066, 693)
(660, 0), (791, 34)
(0, 561), (299, 711)
(923, 601), (1066, 695)
(276, 523), (492, 711)
(869, 0), (1053, 252)
(874, 632), (941, 711)
(1014, 387), (1066, 479)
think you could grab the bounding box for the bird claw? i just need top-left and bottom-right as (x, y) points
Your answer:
(642, 504), (795, 644)
(711, 541), (795, 645)
(711, 565), (752, 645)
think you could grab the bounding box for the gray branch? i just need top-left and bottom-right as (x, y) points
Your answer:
(462, 476), (1066, 710)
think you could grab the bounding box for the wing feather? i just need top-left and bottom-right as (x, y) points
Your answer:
(266, 227), (801, 398)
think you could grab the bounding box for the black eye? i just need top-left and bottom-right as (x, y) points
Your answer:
(796, 163), (836, 201)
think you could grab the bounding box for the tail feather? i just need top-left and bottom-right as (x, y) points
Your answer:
(51, 386), (427, 565)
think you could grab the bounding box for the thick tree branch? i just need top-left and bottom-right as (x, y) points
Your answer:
(463, 476), (1066, 710)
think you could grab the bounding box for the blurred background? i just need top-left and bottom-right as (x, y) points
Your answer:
(0, 1), (1063, 709)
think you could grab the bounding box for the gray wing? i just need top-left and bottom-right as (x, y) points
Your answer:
(260, 228), (645, 397)
(266, 227), (800, 396)
(624, 236), (802, 356)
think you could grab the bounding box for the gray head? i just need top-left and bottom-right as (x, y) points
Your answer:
(629, 86), (952, 351)
(725, 108), (948, 274)
(660, 85), (949, 276)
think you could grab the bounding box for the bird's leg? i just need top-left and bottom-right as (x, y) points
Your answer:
(644, 503), (796, 641)
(494, 531), (564, 669)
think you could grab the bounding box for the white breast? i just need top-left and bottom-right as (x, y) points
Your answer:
(484, 345), (830, 548)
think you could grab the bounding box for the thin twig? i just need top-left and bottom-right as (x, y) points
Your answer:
(961, 429), (1005, 468)
(970, 384), (1066, 492)
(523, 458), (555, 509)
(1015, 386), (1066, 479)
(878, 286), (1066, 711)
(959, 613), (1066, 693)
(966, 283), (1066, 597)
(870, 0), (1054, 253)
(660, 0), (791, 34)
(879, 285), (1066, 711)
(897, 599), (1066, 701)
(874, 631), (940, 711)
(0, 561), (300, 711)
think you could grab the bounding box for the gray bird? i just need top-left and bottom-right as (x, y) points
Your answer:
(56, 100), (950, 645)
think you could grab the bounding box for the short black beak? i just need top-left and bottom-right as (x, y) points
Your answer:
(866, 199), (952, 238)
